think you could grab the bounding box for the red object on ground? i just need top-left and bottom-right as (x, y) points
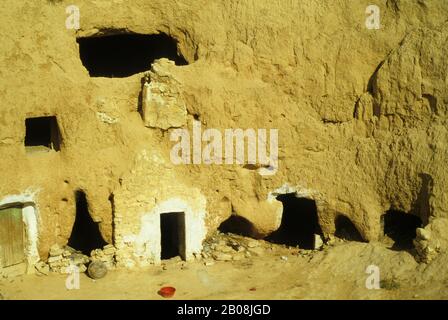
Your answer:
(158, 286), (176, 298)
(249, 287), (257, 291)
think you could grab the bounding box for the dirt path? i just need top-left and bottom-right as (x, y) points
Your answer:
(1, 239), (448, 300)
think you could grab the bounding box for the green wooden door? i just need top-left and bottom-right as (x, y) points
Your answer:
(0, 207), (25, 268)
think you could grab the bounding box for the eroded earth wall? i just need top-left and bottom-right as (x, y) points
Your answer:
(1, 0), (448, 267)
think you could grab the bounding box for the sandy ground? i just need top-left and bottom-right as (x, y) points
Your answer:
(1, 238), (448, 300)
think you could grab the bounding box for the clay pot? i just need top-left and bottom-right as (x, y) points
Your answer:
(158, 286), (176, 298)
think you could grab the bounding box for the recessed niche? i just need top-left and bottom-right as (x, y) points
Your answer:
(266, 194), (323, 249)
(382, 210), (422, 250)
(218, 215), (255, 237)
(25, 116), (61, 153)
(334, 215), (364, 242)
(77, 33), (188, 78)
(68, 190), (108, 255)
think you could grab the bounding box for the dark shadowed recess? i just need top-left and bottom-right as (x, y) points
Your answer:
(68, 190), (107, 255)
(382, 210), (422, 251)
(266, 194), (323, 249)
(218, 215), (256, 237)
(77, 33), (188, 78)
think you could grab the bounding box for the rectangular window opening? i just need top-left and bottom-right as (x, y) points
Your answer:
(25, 116), (61, 153)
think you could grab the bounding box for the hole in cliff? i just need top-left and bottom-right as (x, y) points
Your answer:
(109, 193), (116, 246)
(382, 210), (422, 250)
(25, 116), (61, 153)
(334, 215), (364, 242)
(77, 33), (188, 78)
(422, 94), (438, 113)
(218, 215), (255, 237)
(68, 191), (107, 255)
(160, 212), (186, 260)
(266, 194), (323, 249)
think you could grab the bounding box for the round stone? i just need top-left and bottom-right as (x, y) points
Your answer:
(87, 261), (108, 279)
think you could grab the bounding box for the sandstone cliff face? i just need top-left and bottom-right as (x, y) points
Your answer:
(1, 0), (448, 267)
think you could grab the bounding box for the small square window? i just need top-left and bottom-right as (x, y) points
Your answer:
(25, 116), (61, 153)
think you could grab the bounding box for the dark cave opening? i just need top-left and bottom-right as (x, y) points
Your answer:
(334, 215), (364, 242)
(68, 191), (107, 255)
(25, 116), (61, 152)
(77, 33), (188, 78)
(265, 194), (323, 249)
(160, 212), (186, 260)
(382, 210), (422, 250)
(218, 215), (255, 237)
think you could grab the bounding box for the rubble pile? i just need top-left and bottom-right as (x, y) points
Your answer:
(201, 232), (268, 264)
(35, 244), (116, 275)
(45, 244), (89, 274)
(90, 245), (116, 270)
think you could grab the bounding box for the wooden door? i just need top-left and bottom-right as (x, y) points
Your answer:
(0, 207), (25, 268)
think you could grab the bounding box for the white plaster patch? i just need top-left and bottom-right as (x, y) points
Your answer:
(267, 183), (317, 202)
(96, 111), (118, 124)
(0, 190), (38, 208)
(122, 235), (137, 243)
(22, 205), (39, 268)
(130, 196), (207, 266)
